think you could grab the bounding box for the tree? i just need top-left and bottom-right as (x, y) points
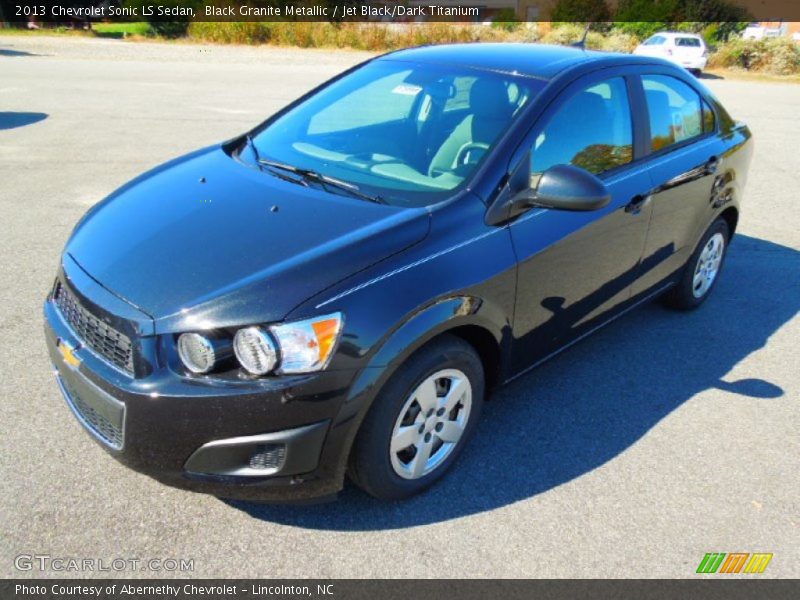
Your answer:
(550, 0), (611, 23)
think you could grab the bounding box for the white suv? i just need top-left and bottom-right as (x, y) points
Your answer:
(742, 23), (782, 40)
(633, 32), (709, 75)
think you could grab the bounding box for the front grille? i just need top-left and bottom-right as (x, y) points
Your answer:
(58, 375), (124, 449)
(54, 283), (134, 374)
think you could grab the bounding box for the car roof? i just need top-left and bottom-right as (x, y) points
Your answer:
(379, 43), (671, 81)
(652, 31), (703, 38)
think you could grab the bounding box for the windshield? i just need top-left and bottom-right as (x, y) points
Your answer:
(246, 60), (543, 207)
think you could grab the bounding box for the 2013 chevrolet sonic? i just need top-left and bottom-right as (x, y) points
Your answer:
(44, 44), (753, 502)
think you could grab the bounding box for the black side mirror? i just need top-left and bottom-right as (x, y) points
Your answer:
(515, 164), (611, 212)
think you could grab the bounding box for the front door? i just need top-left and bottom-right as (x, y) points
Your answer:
(508, 74), (657, 374)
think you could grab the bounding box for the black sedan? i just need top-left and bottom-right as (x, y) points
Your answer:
(44, 43), (753, 502)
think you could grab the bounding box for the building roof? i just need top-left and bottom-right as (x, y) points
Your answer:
(381, 43), (657, 80)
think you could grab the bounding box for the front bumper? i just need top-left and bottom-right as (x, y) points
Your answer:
(44, 288), (361, 503)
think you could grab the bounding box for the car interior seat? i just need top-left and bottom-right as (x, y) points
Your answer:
(427, 79), (514, 176)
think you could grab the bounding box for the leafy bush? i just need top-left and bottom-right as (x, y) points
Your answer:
(541, 23), (587, 46)
(124, 0), (202, 38)
(550, 0), (611, 22)
(186, 22), (540, 50)
(491, 8), (522, 33)
(187, 21), (272, 45)
(708, 37), (800, 75)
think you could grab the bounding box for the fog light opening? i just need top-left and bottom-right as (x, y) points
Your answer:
(248, 443), (286, 472)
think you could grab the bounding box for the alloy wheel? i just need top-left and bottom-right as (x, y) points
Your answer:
(389, 368), (472, 480)
(692, 232), (725, 298)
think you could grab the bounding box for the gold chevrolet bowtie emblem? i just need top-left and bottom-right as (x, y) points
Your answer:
(57, 339), (81, 368)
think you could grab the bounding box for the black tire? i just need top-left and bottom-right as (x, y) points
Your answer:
(348, 335), (484, 500)
(662, 217), (730, 310)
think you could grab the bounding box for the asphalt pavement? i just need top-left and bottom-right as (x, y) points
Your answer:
(0, 35), (797, 578)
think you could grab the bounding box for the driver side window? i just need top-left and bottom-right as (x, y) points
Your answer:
(532, 77), (633, 178)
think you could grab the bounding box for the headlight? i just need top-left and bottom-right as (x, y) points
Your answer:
(271, 313), (343, 374)
(181, 313), (343, 377)
(233, 326), (279, 376)
(177, 333), (220, 374)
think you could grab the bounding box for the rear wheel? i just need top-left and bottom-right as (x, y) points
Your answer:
(348, 335), (484, 500)
(663, 217), (730, 310)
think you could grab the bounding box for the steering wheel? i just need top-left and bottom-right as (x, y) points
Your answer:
(453, 142), (490, 170)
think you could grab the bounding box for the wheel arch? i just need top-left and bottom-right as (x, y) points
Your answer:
(328, 296), (509, 485)
(346, 296), (509, 405)
(719, 205), (739, 237)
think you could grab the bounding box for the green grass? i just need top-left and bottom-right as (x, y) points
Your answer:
(92, 22), (151, 38)
(0, 22), (151, 38)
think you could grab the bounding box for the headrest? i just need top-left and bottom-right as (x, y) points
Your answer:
(469, 79), (513, 119)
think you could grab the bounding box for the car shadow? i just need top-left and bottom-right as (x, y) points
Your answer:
(698, 71), (725, 80)
(0, 48), (40, 57)
(0, 112), (48, 130)
(227, 234), (798, 529)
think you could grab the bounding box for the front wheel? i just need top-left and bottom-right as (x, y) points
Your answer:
(348, 335), (484, 500)
(663, 217), (730, 310)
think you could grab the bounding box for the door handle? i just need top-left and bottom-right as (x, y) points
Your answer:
(625, 194), (651, 215)
(705, 156), (720, 175)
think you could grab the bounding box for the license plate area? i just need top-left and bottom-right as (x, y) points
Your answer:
(55, 364), (126, 451)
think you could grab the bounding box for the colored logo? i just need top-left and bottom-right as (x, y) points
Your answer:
(57, 339), (81, 368)
(696, 552), (773, 574)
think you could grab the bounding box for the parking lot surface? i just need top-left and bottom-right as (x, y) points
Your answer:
(0, 35), (798, 578)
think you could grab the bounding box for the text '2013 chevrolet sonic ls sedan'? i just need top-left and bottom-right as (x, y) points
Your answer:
(44, 43), (753, 502)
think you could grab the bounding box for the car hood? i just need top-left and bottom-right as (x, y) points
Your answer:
(66, 146), (430, 333)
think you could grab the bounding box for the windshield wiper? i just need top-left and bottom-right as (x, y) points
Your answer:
(257, 158), (386, 204)
(244, 133), (261, 162)
(243, 136), (310, 187)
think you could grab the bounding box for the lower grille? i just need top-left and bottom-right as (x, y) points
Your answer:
(57, 375), (124, 450)
(54, 283), (134, 374)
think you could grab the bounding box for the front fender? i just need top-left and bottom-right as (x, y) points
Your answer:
(319, 295), (510, 489)
(348, 295), (508, 403)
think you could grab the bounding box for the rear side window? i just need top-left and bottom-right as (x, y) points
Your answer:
(676, 37), (702, 47)
(642, 75), (704, 152)
(532, 77), (633, 176)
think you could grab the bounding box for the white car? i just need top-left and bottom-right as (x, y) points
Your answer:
(633, 32), (708, 75)
(742, 23), (782, 40)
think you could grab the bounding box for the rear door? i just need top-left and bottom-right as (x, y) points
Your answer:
(630, 72), (727, 296)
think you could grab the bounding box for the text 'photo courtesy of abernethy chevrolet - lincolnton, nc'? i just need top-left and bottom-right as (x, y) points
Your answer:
(44, 43), (752, 503)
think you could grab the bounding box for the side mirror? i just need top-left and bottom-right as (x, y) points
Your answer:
(514, 164), (611, 212)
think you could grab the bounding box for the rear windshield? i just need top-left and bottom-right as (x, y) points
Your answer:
(676, 37), (702, 47)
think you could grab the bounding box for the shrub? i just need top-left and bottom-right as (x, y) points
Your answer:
(708, 37), (800, 75)
(491, 8), (522, 33)
(187, 22), (541, 51)
(550, 0), (611, 22)
(541, 23), (587, 46)
(124, 0), (203, 38)
(187, 21), (272, 45)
